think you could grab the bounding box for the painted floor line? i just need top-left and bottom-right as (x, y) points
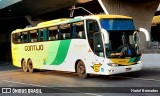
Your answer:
(0, 69), (22, 73)
(110, 76), (160, 82)
(3, 80), (102, 96)
(3, 80), (47, 87)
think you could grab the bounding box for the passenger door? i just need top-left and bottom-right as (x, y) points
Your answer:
(86, 20), (105, 57)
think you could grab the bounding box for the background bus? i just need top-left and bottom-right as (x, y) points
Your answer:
(11, 14), (149, 78)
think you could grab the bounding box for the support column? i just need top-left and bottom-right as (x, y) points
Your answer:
(98, 0), (160, 51)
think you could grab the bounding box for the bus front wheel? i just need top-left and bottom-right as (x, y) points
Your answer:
(22, 59), (28, 72)
(77, 61), (89, 78)
(27, 59), (34, 73)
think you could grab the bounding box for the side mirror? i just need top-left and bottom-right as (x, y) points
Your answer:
(101, 28), (109, 44)
(133, 31), (140, 44)
(138, 28), (150, 41)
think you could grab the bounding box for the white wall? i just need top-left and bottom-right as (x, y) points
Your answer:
(142, 54), (160, 68)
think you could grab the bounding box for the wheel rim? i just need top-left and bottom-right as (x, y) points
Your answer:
(22, 60), (27, 71)
(78, 64), (85, 75)
(28, 60), (33, 73)
(29, 62), (32, 69)
(77, 61), (88, 78)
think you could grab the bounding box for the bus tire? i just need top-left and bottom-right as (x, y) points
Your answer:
(27, 59), (34, 73)
(22, 59), (28, 72)
(77, 61), (89, 78)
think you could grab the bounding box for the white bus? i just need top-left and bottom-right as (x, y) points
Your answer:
(11, 14), (149, 78)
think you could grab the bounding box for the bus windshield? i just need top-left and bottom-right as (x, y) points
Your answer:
(101, 19), (136, 31)
(100, 19), (140, 58)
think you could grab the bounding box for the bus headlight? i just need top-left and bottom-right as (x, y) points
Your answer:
(107, 63), (119, 66)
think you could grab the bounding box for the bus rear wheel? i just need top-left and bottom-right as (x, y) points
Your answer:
(77, 61), (89, 79)
(22, 59), (28, 72)
(27, 59), (34, 73)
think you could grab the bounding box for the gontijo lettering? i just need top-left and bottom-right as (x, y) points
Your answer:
(25, 45), (43, 51)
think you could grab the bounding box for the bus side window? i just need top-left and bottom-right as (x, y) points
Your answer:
(48, 26), (58, 41)
(63, 33), (70, 39)
(86, 20), (100, 51)
(17, 32), (22, 43)
(38, 29), (43, 41)
(60, 24), (71, 40)
(72, 21), (85, 39)
(29, 30), (37, 42)
(86, 20), (99, 40)
(12, 33), (18, 44)
(22, 32), (28, 43)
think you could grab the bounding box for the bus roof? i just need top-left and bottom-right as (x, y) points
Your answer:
(37, 18), (71, 27)
(12, 18), (71, 34)
(87, 14), (132, 19)
(12, 14), (132, 34)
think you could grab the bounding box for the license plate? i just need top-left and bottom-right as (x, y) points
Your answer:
(126, 67), (131, 71)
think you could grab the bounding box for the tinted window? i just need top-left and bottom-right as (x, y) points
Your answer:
(101, 19), (136, 31)
(60, 24), (71, 40)
(30, 30), (38, 42)
(72, 21), (85, 39)
(48, 26), (58, 40)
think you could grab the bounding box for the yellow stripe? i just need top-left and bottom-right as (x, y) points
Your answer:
(111, 59), (135, 66)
